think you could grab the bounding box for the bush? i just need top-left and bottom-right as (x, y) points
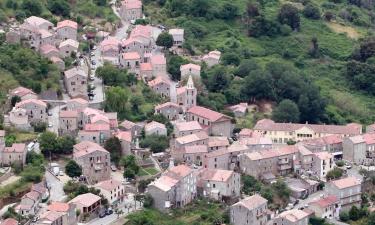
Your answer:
(326, 167), (344, 180)
(65, 160), (82, 178)
(140, 135), (169, 153)
(303, 4), (321, 19)
(339, 211), (350, 222)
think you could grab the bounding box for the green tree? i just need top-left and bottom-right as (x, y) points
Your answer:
(272, 99), (300, 123)
(21, 0), (43, 16)
(221, 53), (241, 66)
(56, 135), (76, 154)
(241, 70), (274, 101)
(206, 66), (230, 92)
(339, 211), (350, 222)
(140, 135), (169, 153)
(130, 95), (144, 113)
(242, 175), (262, 194)
(367, 212), (375, 225)
(104, 86), (129, 117)
(10, 95), (21, 107)
(156, 32), (174, 49)
(278, 4), (300, 30)
(65, 160), (82, 178)
(96, 63), (135, 86)
(303, 4), (321, 20)
(167, 55), (188, 81)
(218, 3), (239, 20)
(234, 59), (259, 78)
(326, 167), (344, 180)
(349, 205), (360, 221)
(5, 134), (16, 147)
(47, 0), (71, 17)
(104, 137), (122, 165)
(39, 131), (57, 155)
(121, 155), (140, 179)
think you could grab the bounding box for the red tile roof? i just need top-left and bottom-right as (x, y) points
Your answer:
(116, 131), (132, 142)
(187, 106), (230, 122)
(331, 176), (361, 189)
(4, 143), (26, 153)
(95, 179), (122, 192)
(47, 202), (70, 212)
(69, 193), (101, 207)
(233, 194), (267, 210)
(57, 20), (77, 29)
(1, 218), (19, 225)
(310, 195), (338, 208)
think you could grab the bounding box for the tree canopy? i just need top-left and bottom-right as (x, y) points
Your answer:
(65, 160), (82, 178)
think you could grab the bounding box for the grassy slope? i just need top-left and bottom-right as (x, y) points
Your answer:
(145, 0), (375, 124)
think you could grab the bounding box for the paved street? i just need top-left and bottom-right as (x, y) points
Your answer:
(45, 170), (66, 202)
(293, 190), (324, 210)
(48, 104), (66, 134)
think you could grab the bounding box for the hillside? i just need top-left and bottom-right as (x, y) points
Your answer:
(144, 0), (375, 125)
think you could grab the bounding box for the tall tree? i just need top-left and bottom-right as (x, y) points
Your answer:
(104, 137), (122, 165)
(65, 160), (82, 178)
(278, 4), (300, 30)
(272, 99), (300, 123)
(156, 32), (174, 49)
(39, 131), (57, 155)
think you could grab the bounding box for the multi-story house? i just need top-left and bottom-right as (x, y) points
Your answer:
(10, 86), (37, 101)
(309, 195), (340, 219)
(230, 194), (268, 225)
(15, 99), (47, 123)
(180, 63), (200, 79)
(148, 165), (197, 212)
(120, 0), (143, 21)
(148, 76), (171, 98)
(40, 44), (60, 58)
(155, 102), (181, 121)
(100, 37), (120, 65)
(173, 131), (209, 150)
(115, 131), (133, 155)
(169, 29), (184, 46)
(59, 39), (79, 58)
(172, 145), (208, 166)
(208, 136), (229, 151)
(254, 119), (362, 144)
(66, 98), (89, 111)
(95, 179), (125, 206)
(68, 193), (101, 221)
(229, 103), (248, 118)
(238, 137), (273, 151)
(186, 106), (233, 138)
(343, 133), (375, 165)
(301, 135), (343, 156)
(174, 121), (203, 137)
(202, 50), (221, 68)
(59, 111), (78, 135)
(272, 209), (309, 225)
(23, 16), (54, 31)
(119, 120), (143, 138)
(145, 121), (167, 136)
(16, 191), (41, 216)
(7, 107), (30, 130)
(78, 124), (111, 145)
(176, 75), (197, 111)
(140, 62), (153, 80)
(197, 168), (240, 201)
(326, 176), (362, 211)
(202, 149), (231, 170)
(73, 141), (111, 183)
(47, 202), (77, 225)
(64, 67), (87, 99)
(37, 211), (65, 225)
(313, 152), (334, 180)
(56, 20), (78, 41)
(120, 52), (141, 73)
(1, 143), (27, 166)
(150, 55), (167, 76)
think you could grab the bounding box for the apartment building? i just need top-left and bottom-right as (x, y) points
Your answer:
(95, 179), (125, 206)
(230, 194), (268, 225)
(326, 176), (362, 211)
(313, 152), (334, 180)
(343, 133), (375, 165)
(309, 195), (340, 219)
(174, 121), (203, 138)
(272, 209), (309, 225)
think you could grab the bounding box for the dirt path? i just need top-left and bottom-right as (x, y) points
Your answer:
(326, 22), (360, 39)
(0, 175), (21, 187)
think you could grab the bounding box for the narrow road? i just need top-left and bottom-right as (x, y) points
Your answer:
(45, 170), (66, 202)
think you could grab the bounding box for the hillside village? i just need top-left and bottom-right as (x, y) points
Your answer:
(1, 1), (375, 225)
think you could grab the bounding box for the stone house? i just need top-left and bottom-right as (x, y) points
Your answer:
(172, 145), (208, 166)
(120, 0), (143, 21)
(100, 37), (120, 64)
(56, 20), (78, 41)
(254, 119), (362, 145)
(40, 44), (60, 58)
(309, 195), (340, 219)
(119, 120), (143, 138)
(68, 193), (101, 221)
(174, 121), (203, 138)
(150, 55), (167, 76)
(116, 131), (133, 155)
(301, 135), (343, 155)
(155, 102), (181, 121)
(230, 194), (268, 225)
(202, 149), (231, 170)
(326, 176), (362, 211)
(197, 168), (240, 201)
(24, 16), (54, 31)
(312, 151), (334, 181)
(49, 56), (65, 71)
(272, 209), (309, 225)
(144, 121), (167, 136)
(73, 141), (111, 183)
(15, 99), (48, 123)
(78, 124), (111, 145)
(208, 136), (229, 152)
(66, 98), (89, 111)
(174, 131), (209, 150)
(120, 52), (141, 73)
(64, 67), (88, 99)
(237, 137), (273, 151)
(343, 133), (375, 165)
(16, 191), (41, 216)
(148, 76), (171, 98)
(10, 86), (38, 101)
(1, 143), (27, 166)
(148, 165), (197, 212)
(140, 63), (153, 80)
(59, 110), (79, 135)
(186, 106), (233, 138)
(7, 108), (31, 131)
(229, 103), (248, 118)
(47, 202), (77, 225)
(95, 179), (125, 206)
(202, 51), (221, 68)
(180, 63), (201, 79)
(39, 29), (55, 47)
(168, 29), (184, 46)
(59, 39), (79, 58)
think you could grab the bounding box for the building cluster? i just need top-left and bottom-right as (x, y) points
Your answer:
(6, 16), (79, 71)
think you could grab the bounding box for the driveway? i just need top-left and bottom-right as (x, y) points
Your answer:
(45, 170), (66, 202)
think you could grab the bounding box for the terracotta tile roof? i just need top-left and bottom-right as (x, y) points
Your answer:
(59, 38), (79, 49)
(23, 191), (40, 202)
(47, 202), (70, 212)
(91, 114), (110, 124)
(278, 209), (309, 222)
(116, 131), (132, 142)
(331, 176), (361, 189)
(205, 148), (229, 158)
(227, 142), (249, 153)
(73, 141), (109, 158)
(130, 25), (152, 39)
(69, 193), (101, 207)
(239, 137), (272, 146)
(100, 37), (120, 48)
(11, 86), (36, 98)
(145, 121), (166, 131)
(0, 130), (5, 137)
(183, 145), (208, 154)
(233, 194), (267, 210)
(25, 16), (53, 27)
(314, 151), (333, 160)
(59, 110), (78, 118)
(122, 0), (142, 9)
(64, 67), (87, 79)
(254, 119), (361, 135)
(176, 86), (186, 96)
(229, 103), (248, 113)
(40, 44), (58, 54)
(155, 102), (180, 110)
(150, 54), (166, 65)
(149, 175), (179, 192)
(95, 179), (122, 192)
(208, 136), (229, 148)
(40, 211), (63, 222)
(187, 106), (231, 122)
(67, 98), (89, 105)
(120, 120), (136, 129)
(148, 76), (170, 87)
(57, 20), (77, 29)
(4, 143), (26, 153)
(1, 218), (18, 225)
(175, 131), (209, 145)
(302, 134), (343, 147)
(310, 195), (338, 208)
(122, 51), (140, 60)
(199, 168), (233, 182)
(244, 149), (279, 160)
(175, 121), (202, 132)
(166, 164), (192, 179)
(84, 123), (110, 131)
(16, 99), (47, 108)
(140, 62), (152, 71)
(180, 63), (201, 71)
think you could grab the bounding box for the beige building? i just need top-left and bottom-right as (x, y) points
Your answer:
(313, 152), (334, 181)
(69, 193), (101, 221)
(272, 209), (309, 225)
(186, 106), (232, 138)
(73, 141), (111, 183)
(56, 20), (78, 41)
(174, 121), (203, 137)
(1, 143), (27, 166)
(59, 110), (79, 135)
(15, 99), (47, 123)
(169, 29), (184, 46)
(95, 179), (125, 206)
(59, 39), (79, 58)
(208, 136), (229, 151)
(148, 165), (197, 212)
(202, 51), (221, 68)
(254, 119), (362, 144)
(7, 107), (31, 130)
(64, 67), (88, 99)
(326, 176), (362, 211)
(230, 194), (268, 225)
(155, 102), (181, 121)
(197, 168), (240, 201)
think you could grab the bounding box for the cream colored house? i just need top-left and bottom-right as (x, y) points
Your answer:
(95, 179), (125, 206)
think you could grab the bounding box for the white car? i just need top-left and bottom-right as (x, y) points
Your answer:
(48, 123), (53, 127)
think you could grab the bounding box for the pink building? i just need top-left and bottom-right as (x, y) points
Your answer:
(120, 0), (143, 21)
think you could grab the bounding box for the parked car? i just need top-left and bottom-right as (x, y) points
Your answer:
(48, 123), (53, 128)
(90, 52), (95, 57)
(106, 208), (113, 215)
(99, 209), (106, 218)
(59, 171), (64, 176)
(91, 60), (96, 65)
(111, 164), (117, 172)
